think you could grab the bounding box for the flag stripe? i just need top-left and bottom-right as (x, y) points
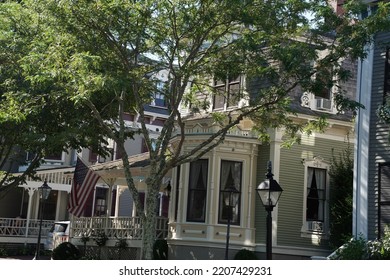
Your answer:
(68, 157), (100, 217)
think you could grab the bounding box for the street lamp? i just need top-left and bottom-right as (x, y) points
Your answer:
(256, 161), (283, 260)
(222, 184), (240, 260)
(34, 181), (52, 260)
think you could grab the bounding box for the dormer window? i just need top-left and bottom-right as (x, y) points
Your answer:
(213, 75), (242, 111)
(151, 81), (166, 107)
(300, 66), (337, 113)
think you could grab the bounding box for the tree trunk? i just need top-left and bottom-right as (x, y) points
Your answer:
(142, 183), (159, 260)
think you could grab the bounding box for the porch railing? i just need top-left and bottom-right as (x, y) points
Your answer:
(1, 216), (169, 243)
(0, 218), (53, 237)
(71, 216), (169, 240)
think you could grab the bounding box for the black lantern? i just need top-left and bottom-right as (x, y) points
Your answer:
(256, 161), (283, 260)
(34, 181), (52, 260)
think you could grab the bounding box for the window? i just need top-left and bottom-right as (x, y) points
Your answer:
(213, 76), (242, 110)
(379, 163), (390, 239)
(306, 167), (326, 222)
(26, 152), (64, 162)
(218, 160), (242, 225)
(187, 159), (208, 222)
(383, 47), (390, 103)
(151, 81), (166, 107)
(302, 158), (329, 235)
(300, 54), (337, 112)
(94, 187), (107, 216)
(44, 153), (63, 161)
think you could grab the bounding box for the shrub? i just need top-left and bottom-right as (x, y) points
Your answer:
(331, 235), (368, 260)
(153, 239), (168, 260)
(234, 249), (259, 260)
(331, 228), (390, 260)
(93, 230), (108, 247)
(0, 247), (8, 257)
(328, 146), (353, 249)
(367, 226), (390, 260)
(52, 242), (81, 260)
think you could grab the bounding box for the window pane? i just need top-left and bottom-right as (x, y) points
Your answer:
(218, 160), (242, 225)
(227, 82), (241, 107)
(187, 159), (208, 222)
(306, 167), (326, 222)
(213, 85), (226, 110)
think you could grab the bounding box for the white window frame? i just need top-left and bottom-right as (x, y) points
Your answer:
(212, 76), (243, 111)
(301, 157), (330, 239)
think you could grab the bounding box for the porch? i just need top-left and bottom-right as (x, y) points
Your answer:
(0, 216), (169, 247)
(0, 217), (53, 244)
(71, 216), (169, 241)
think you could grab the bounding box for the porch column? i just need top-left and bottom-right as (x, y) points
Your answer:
(24, 187), (36, 238)
(105, 178), (116, 236)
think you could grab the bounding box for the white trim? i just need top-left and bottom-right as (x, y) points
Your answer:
(353, 42), (373, 239)
(300, 158), (330, 239)
(19, 180), (71, 192)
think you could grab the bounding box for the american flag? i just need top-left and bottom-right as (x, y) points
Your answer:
(68, 157), (100, 217)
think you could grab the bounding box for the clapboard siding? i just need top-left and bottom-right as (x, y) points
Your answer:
(264, 136), (349, 249)
(367, 32), (390, 239)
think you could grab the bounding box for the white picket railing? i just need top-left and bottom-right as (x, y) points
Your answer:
(0, 218), (53, 237)
(71, 216), (168, 240)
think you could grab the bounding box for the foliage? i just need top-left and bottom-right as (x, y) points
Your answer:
(377, 103), (390, 124)
(0, 2), (112, 195)
(0, 247), (8, 257)
(331, 227), (390, 260)
(367, 226), (390, 260)
(81, 232), (90, 244)
(80, 232), (90, 256)
(51, 242), (81, 260)
(3, 0), (390, 259)
(234, 249), (259, 260)
(376, 102), (390, 142)
(93, 231), (108, 247)
(330, 235), (369, 260)
(328, 144), (353, 249)
(115, 237), (128, 250)
(153, 239), (168, 260)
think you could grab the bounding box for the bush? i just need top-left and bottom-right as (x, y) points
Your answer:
(0, 247), (8, 257)
(331, 227), (390, 260)
(153, 239), (168, 260)
(234, 249), (259, 260)
(328, 146), (353, 249)
(52, 242), (81, 260)
(93, 230), (108, 247)
(331, 235), (368, 260)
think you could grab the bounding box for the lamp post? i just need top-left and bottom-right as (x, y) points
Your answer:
(34, 181), (52, 260)
(222, 185), (240, 260)
(256, 161), (283, 260)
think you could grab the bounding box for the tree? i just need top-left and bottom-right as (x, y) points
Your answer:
(0, 2), (111, 196)
(14, 0), (390, 259)
(329, 144), (354, 249)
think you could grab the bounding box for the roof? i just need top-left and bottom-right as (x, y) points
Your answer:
(91, 152), (150, 172)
